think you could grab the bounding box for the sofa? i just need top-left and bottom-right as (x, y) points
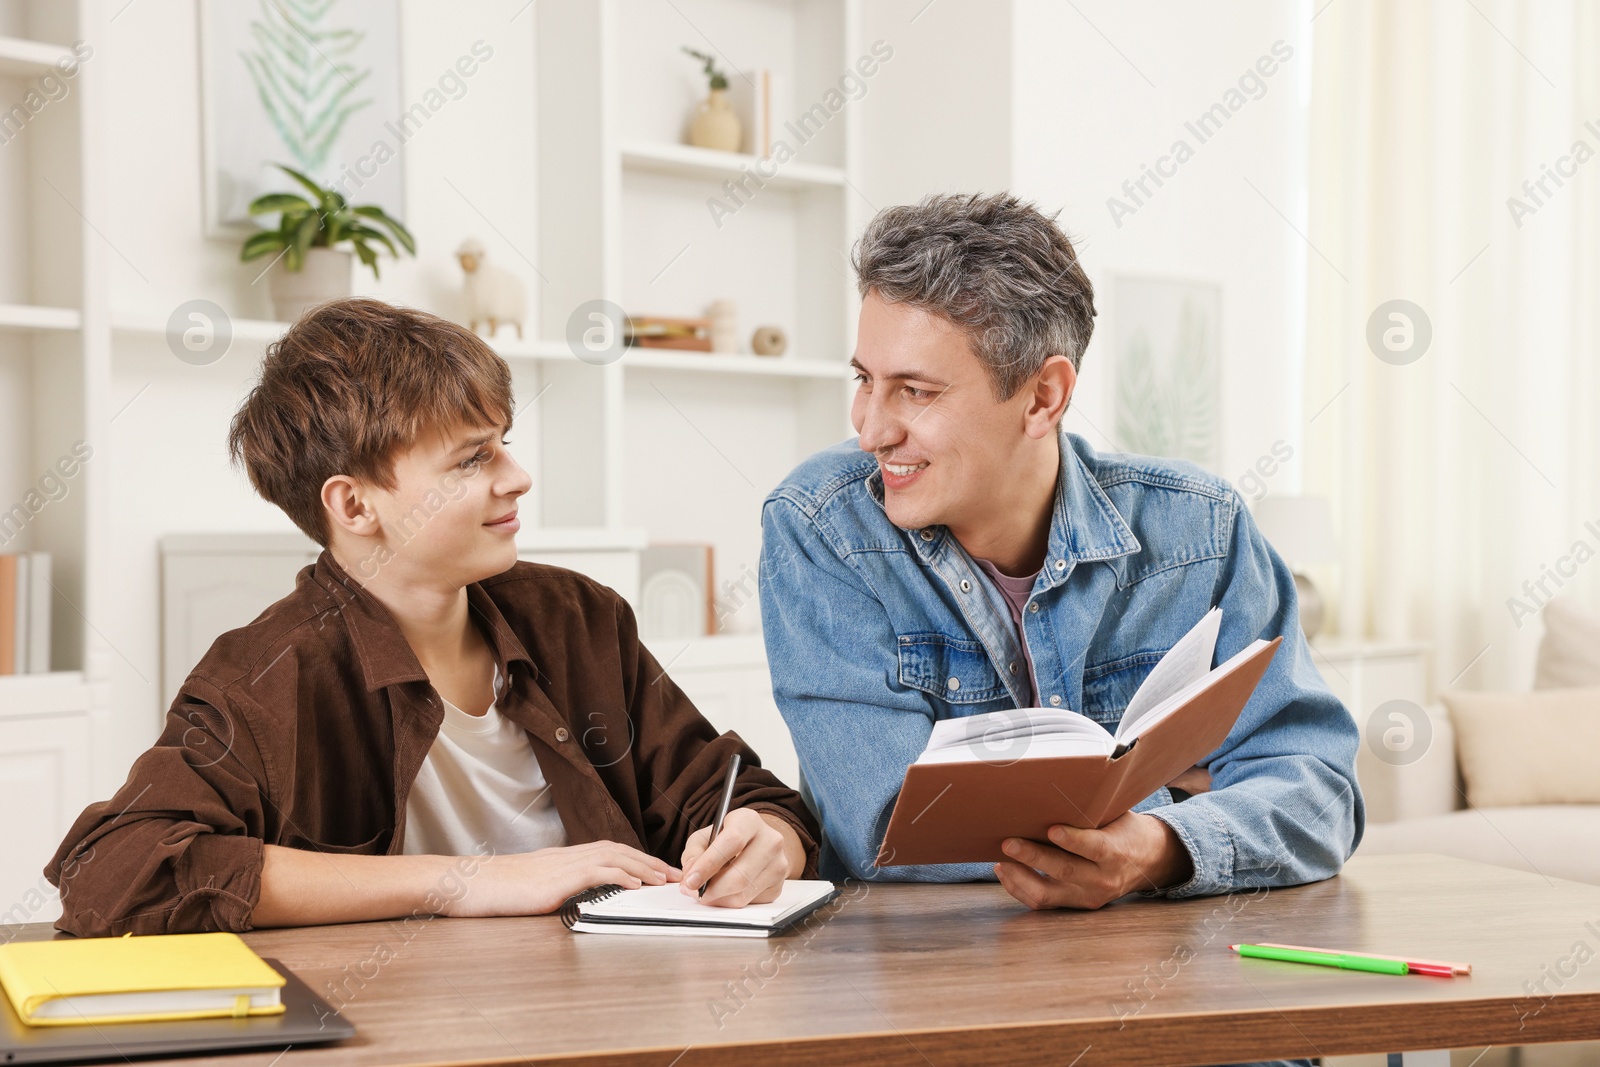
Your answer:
(1355, 597), (1600, 886)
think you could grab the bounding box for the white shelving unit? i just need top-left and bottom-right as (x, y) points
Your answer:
(534, 0), (861, 557)
(0, 1), (105, 924)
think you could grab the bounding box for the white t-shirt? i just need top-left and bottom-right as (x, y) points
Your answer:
(401, 665), (569, 857)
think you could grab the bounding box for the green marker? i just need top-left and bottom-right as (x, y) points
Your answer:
(1232, 943), (1410, 975)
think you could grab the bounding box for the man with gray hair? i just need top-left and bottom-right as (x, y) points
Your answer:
(760, 193), (1361, 917)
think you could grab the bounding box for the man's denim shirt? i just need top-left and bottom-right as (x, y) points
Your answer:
(759, 433), (1364, 895)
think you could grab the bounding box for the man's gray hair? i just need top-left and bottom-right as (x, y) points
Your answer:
(851, 193), (1097, 400)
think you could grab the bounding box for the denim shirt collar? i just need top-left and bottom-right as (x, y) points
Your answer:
(872, 432), (1142, 583)
(866, 434), (1141, 708)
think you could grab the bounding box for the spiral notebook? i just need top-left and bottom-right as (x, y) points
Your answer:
(560, 881), (839, 938)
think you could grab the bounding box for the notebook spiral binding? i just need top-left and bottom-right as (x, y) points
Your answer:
(557, 884), (626, 930)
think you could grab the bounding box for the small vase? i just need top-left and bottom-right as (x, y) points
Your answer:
(268, 247), (354, 323)
(689, 88), (742, 153)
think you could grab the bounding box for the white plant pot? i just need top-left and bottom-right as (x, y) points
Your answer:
(268, 247), (354, 323)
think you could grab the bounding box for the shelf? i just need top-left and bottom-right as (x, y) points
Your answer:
(0, 35), (71, 77)
(621, 349), (851, 380)
(619, 140), (847, 192)
(111, 313), (576, 361)
(112, 312), (289, 345)
(0, 671), (91, 718)
(0, 304), (80, 331)
(110, 311), (849, 380)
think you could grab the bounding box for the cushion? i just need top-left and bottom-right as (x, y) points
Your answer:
(1442, 688), (1600, 807)
(1534, 597), (1600, 689)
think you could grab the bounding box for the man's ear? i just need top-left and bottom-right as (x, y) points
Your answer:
(1022, 354), (1077, 439)
(321, 475), (382, 540)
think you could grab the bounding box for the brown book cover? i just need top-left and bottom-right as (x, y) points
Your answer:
(875, 637), (1281, 867)
(629, 335), (714, 352)
(0, 554), (16, 676)
(626, 316), (711, 337)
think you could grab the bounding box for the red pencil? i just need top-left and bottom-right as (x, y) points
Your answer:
(1253, 942), (1469, 976)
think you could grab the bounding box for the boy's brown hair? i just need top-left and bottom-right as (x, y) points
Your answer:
(227, 298), (514, 547)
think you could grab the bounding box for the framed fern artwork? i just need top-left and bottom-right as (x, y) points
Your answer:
(199, 0), (404, 237)
(1111, 276), (1222, 474)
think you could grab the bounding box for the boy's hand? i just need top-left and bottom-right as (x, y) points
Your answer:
(680, 809), (804, 908)
(443, 841), (679, 918)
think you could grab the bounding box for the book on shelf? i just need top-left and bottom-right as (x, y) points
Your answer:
(0, 551), (51, 676)
(625, 316), (712, 352)
(729, 68), (785, 159)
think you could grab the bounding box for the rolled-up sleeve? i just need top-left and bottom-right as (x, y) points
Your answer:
(45, 699), (270, 936)
(1143, 495), (1364, 898)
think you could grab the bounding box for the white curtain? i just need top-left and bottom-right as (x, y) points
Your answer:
(1304, 0), (1600, 692)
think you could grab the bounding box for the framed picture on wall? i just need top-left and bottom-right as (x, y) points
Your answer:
(197, 0), (406, 237)
(1111, 276), (1223, 474)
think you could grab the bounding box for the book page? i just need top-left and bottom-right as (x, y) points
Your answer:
(916, 733), (1113, 764)
(1116, 638), (1272, 745)
(1118, 608), (1222, 738)
(921, 708), (1114, 764)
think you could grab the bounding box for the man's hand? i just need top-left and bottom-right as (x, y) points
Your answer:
(680, 809), (806, 908)
(994, 812), (1193, 911)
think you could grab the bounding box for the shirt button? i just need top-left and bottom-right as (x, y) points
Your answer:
(555, 727), (570, 742)
(919, 529), (935, 542)
(1008, 662), (1018, 674)
(959, 579), (971, 593)
(1054, 559), (1067, 571)
(946, 676), (960, 691)
(1049, 695), (1062, 707)
(1028, 602), (1040, 613)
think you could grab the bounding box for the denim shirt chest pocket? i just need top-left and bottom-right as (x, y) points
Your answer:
(1079, 650), (1168, 728)
(897, 632), (1013, 707)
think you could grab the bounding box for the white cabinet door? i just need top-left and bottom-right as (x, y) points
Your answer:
(162, 545), (317, 707)
(0, 713), (90, 927)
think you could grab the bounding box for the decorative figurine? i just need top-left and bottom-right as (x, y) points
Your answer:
(456, 237), (526, 340)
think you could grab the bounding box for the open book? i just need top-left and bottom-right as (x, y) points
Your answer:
(878, 609), (1281, 866)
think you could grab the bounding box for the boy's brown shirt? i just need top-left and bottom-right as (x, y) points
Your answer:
(45, 552), (819, 936)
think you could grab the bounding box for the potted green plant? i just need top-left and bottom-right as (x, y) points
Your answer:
(240, 163), (416, 322)
(682, 47), (741, 153)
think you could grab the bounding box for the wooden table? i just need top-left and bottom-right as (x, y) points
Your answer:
(9, 854), (1600, 1066)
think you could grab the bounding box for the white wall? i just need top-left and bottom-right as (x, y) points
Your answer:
(858, 0), (1014, 205)
(1011, 0), (1310, 491)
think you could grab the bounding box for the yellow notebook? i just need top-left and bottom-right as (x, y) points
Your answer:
(0, 932), (286, 1028)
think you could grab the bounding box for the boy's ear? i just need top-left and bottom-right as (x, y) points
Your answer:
(1023, 354), (1076, 438)
(322, 475), (382, 539)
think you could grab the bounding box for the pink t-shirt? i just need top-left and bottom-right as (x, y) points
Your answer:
(971, 558), (1040, 707)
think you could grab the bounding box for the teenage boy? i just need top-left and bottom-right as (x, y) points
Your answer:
(761, 194), (1362, 910)
(47, 298), (817, 936)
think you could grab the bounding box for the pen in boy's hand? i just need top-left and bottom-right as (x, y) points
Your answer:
(699, 753), (742, 898)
